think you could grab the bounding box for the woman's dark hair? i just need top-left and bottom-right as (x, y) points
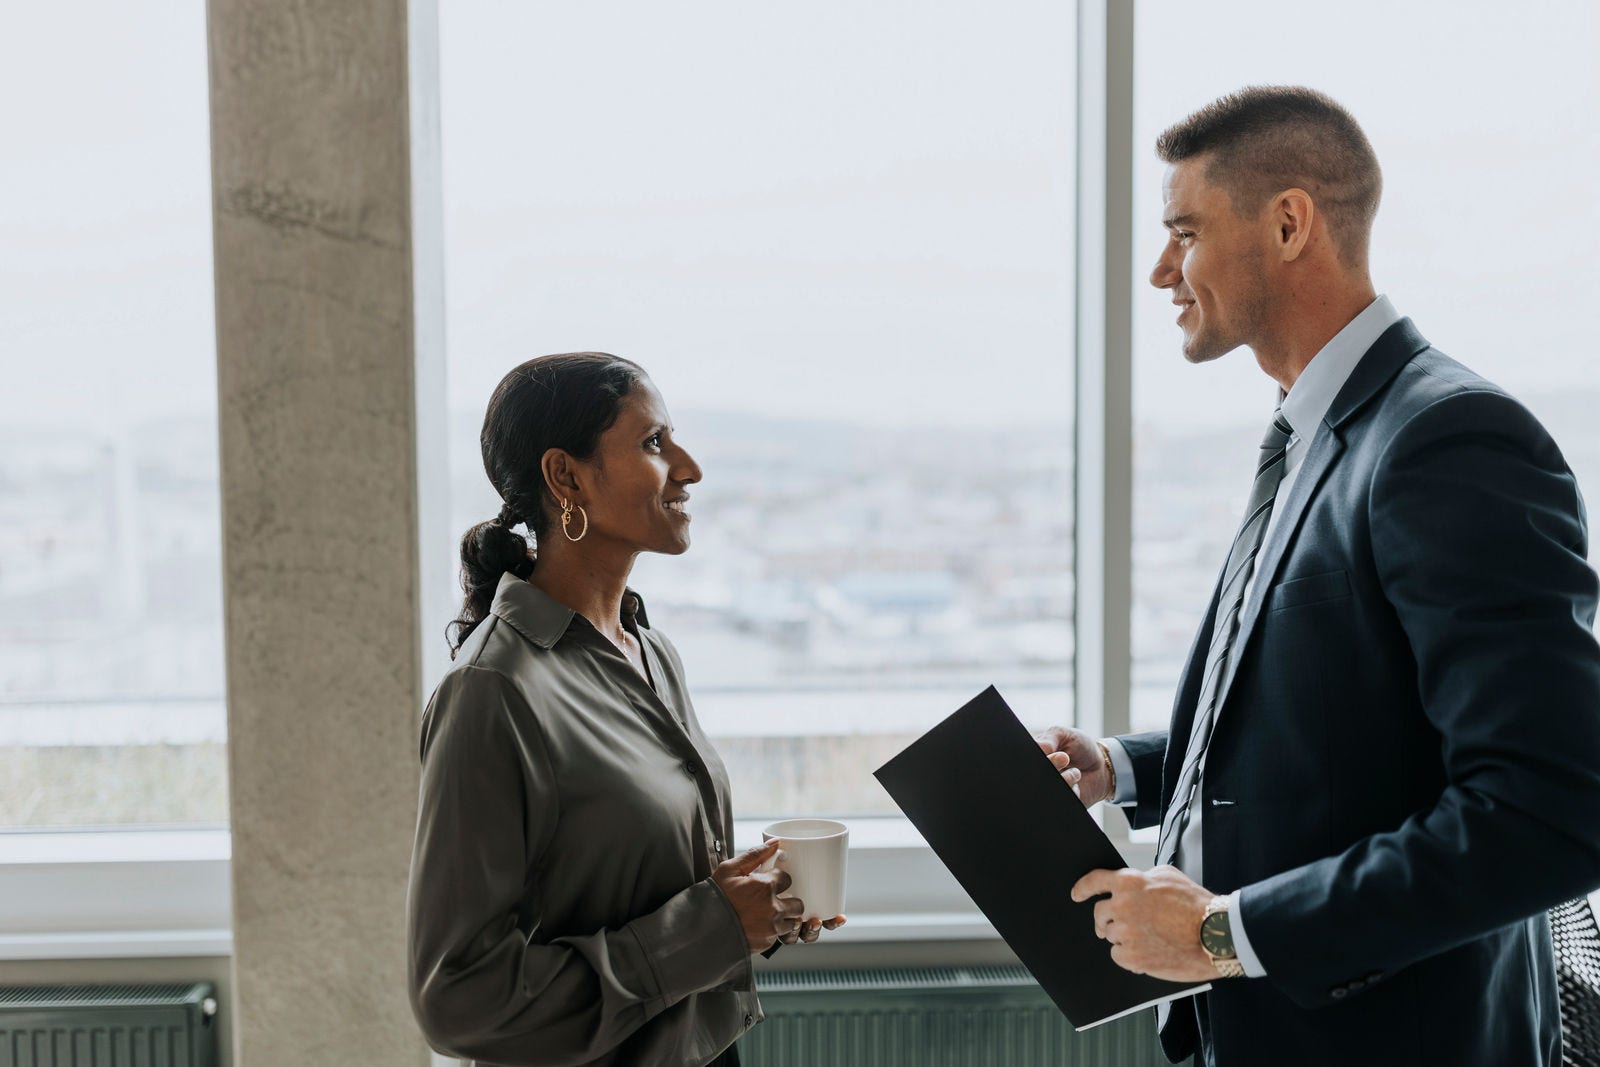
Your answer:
(447, 352), (645, 658)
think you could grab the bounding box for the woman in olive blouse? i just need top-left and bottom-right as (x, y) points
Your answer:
(407, 353), (842, 1067)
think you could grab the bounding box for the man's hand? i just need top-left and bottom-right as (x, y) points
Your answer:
(1035, 726), (1114, 807)
(1070, 865), (1219, 983)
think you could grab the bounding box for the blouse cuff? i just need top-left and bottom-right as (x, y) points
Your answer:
(629, 878), (751, 1004)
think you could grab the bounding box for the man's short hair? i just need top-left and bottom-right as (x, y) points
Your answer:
(1157, 86), (1382, 266)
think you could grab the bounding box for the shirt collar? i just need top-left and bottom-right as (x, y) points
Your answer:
(489, 571), (651, 650)
(1279, 294), (1401, 442)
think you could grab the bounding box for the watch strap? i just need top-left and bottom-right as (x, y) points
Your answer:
(1212, 956), (1245, 978)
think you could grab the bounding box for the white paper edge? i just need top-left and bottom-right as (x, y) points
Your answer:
(1072, 982), (1212, 1032)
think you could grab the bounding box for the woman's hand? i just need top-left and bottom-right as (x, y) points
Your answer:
(778, 914), (847, 946)
(1035, 726), (1114, 807)
(713, 839), (805, 953)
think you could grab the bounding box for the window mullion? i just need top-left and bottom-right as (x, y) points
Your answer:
(1073, 0), (1136, 845)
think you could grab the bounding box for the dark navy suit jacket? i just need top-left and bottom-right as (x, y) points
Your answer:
(1120, 319), (1600, 1066)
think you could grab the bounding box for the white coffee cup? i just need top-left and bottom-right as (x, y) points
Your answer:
(761, 818), (848, 922)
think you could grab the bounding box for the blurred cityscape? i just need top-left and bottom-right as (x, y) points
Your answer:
(4, 388), (1597, 824)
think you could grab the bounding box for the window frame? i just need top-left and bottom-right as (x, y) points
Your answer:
(0, 822), (1160, 961)
(0, 0), (1139, 958)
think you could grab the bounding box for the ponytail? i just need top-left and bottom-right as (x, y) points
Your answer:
(446, 510), (535, 659)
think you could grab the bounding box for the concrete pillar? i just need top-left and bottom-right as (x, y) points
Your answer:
(206, 0), (447, 1062)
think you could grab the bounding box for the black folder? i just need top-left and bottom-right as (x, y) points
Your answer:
(873, 685), (1209, 1030)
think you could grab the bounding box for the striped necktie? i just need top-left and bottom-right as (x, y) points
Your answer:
(1155, 409), (1295, 866)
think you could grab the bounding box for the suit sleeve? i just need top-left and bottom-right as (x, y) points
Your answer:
(406, 665), (750, 1065)
(1240, 388), (1600, 1008)
(1111, 730), (1169, 830)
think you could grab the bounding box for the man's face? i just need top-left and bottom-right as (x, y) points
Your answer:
(1149, 156), (1273, 364)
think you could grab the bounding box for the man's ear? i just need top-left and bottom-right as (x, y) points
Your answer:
(541, 448), (583, 503)
(1273, 188), (1315, 262)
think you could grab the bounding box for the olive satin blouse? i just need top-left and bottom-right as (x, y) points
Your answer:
(407, 572), (759, 1066)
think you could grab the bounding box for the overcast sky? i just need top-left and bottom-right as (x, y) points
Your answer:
(4, 1), (1596, 437)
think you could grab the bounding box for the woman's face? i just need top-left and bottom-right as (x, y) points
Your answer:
(573, 378), (702, 556)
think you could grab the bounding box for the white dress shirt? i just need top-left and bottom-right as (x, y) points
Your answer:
(1105, 295), (1402, 978)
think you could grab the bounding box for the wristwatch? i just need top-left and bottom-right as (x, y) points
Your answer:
(1199, 896), (1245, 978)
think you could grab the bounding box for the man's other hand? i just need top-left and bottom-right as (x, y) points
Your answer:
(1035, 726), (1114, 807)
(1071, 865), (1219, 983)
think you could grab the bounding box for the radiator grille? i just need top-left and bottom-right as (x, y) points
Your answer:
(0, 982), (217, 1067)
(0, 985), (210, 1010)
(756, 966), (1038, 992)
(745, 965), (1179, 1066)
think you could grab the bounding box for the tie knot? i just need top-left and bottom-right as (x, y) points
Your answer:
(1260, 410), (1293, 452)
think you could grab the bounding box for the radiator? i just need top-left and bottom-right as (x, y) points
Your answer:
(744, 966), (1181, 1066)
(0, 983), (218, 1067)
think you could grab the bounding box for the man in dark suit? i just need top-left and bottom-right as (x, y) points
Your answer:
(1039, 86), (1600, 1066)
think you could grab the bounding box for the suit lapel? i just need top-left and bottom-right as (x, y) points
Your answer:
(1210, 427), (1346, 714)
(1205, 317), (1431, 721)
(1159, 421), (1341, 797)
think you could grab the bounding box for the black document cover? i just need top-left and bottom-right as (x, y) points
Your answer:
(874, 685), (1209, 1030)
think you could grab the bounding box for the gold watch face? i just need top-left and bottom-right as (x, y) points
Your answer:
(1200, 911), (1236, 959)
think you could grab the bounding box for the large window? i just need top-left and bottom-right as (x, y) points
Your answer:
(0, 1), (225, 828)
(6, 0), (1595, 959)
(439, 2), (1078, 816)
(1131, 0), (1600, 732)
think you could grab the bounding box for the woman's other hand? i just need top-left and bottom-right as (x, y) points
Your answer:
(779, 914), (847, 946)
(713, 839), (805, 953)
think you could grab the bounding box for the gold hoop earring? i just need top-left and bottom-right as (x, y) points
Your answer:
(561, 498), (589, 542)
